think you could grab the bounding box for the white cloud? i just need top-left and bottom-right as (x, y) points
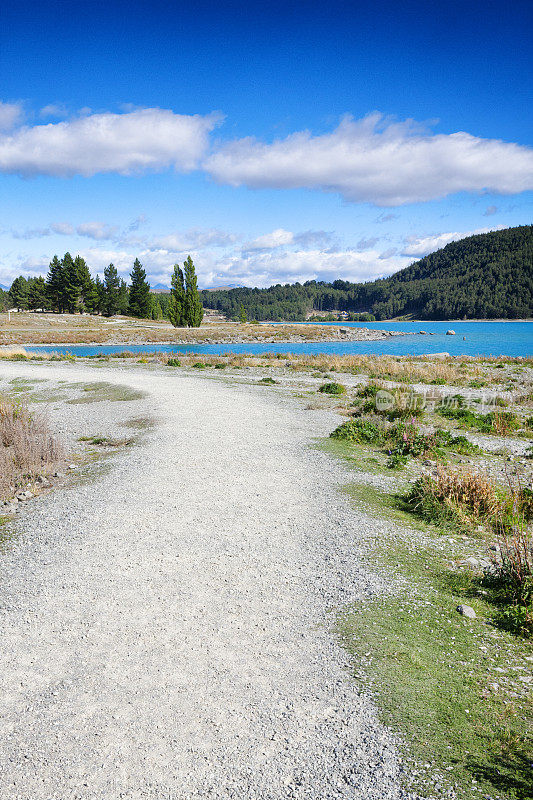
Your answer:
(0, 101), (24, 132)
(356, 236), (379, 250)
(39, 103), (68, 119)
(11, 227), (50, 240)
(150, 229), (237, 251)
(50, 222), (74, 235)
(0, 107), (221, 177)
(243, 228), (294, 251)
(213, 248), (411, 288)
(483, 205), (498, 216)
(205, 113), (533, 206)
(402, 225), (506, 257)
(76, 221), (118, 240)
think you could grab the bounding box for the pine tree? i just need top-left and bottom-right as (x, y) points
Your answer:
(128, 259), (151, 318)
(60, 252), (80, 313)
(46, 255), (64, 312)
(27, 277), (48, 310)
(117, 279), (129, 315)
(75, 256), (98, 313)
(183, 256), (203, 328)
(9, 276), (29, 310)
(239, 303), (247, 324)
(94, 275), (106, 314)
(168, 264), (186, 327)
(151, 299), (163, 320)
(103, 263), (120, 317)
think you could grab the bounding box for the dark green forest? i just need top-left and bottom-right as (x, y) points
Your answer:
(200, 226), (533, 321)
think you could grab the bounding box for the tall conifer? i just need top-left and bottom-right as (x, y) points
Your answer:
(128, 259), (151, 318)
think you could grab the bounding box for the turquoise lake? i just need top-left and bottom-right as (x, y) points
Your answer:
(25, 320), (533, 358)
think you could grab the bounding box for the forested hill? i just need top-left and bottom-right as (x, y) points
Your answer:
(200, 225), (533, 321)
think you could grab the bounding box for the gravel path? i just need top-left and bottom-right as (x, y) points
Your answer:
(0, 362), (417, 800)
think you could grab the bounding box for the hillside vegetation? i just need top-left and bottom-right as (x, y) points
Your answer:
(200, 225), (533, 321)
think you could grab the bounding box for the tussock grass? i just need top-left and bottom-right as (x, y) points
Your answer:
(0, 395), (63, 501)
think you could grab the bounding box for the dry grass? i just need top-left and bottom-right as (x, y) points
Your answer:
(0, 312), (351, 345)
(0, 396), (64, 501)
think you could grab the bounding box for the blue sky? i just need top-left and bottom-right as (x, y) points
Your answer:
(1, 0), (532, 289)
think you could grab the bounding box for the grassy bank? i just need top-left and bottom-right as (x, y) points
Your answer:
(326, 435), (533, 800)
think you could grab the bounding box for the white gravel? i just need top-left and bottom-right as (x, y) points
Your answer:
(0, 361), (421, 800)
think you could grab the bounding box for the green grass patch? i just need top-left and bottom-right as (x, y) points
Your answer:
(339, 595), (532, 800)
(67, 382), (147, 403)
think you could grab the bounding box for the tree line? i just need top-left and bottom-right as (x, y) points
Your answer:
(4, 253), (203, 327)
(200, 226), (533, 321)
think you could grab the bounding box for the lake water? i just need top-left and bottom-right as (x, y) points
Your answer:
(24, 321), (533, 359)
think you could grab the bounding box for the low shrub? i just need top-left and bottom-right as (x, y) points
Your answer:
(332, 416), (481, 467)
(331, 417), (388, 445)
(258, 377), (278, 385)
(166, 358), (181, 367)
(319, 382), (346, 396)
(191, 361), (207, 369)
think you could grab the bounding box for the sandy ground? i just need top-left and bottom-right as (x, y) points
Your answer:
(0, 361), (419, 800)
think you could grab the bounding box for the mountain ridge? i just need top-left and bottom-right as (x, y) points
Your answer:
(200, 225), (533, 321)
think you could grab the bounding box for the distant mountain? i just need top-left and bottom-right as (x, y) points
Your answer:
(200, 225), (533, 321)
(150, 283), (171, 293)
(0, 284), (9, 292)
(203, 283), (246, 292)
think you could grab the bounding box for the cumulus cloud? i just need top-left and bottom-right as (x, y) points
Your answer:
(205, 113), (533, 206)
(0, 101), (24, 132)
(76, 221), (118, 240)
(293, 230), (336, 248)
(0, 107), (221, 177)
(402, 225), (505, 257)
(150, 228), (237, 252)
(243, 228), (294, 251)
(50, 222), (74, 235)
(213, 248), (410, 288)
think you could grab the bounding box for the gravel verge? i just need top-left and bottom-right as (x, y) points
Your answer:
(0, 361), (425, 800)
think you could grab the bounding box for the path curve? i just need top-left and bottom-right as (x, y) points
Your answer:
(0, 362), (412, 799)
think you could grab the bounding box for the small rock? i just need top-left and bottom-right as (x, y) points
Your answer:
(457, 605), (476, 619)
(68, 464), (77, 470)
(446, 329), (456, 335)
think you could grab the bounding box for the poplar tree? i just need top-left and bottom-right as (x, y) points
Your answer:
(183, 256), (203, 328)
(168, 263), (186, 327)
(128, 259), (151, 318)
(103, 263), (120, 317)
